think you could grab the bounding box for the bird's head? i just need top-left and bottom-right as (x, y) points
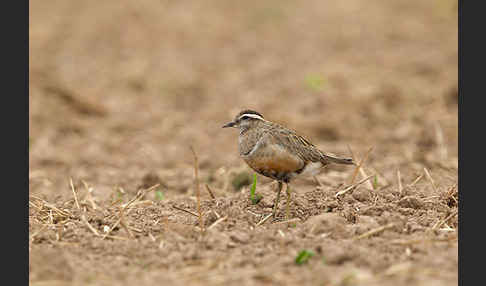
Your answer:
(222, 109), (265, 131)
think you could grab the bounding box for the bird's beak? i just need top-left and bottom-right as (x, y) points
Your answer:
(222, 121), (236, 128)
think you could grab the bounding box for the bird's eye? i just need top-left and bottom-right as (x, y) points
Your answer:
(240, 115), (249, 120)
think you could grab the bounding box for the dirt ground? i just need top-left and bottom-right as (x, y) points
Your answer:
(29, 0), (458, 285)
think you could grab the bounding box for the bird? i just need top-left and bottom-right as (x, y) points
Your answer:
(222, 109), (355, 219)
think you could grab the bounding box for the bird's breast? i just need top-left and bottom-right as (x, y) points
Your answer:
(243, 143), (304, 174)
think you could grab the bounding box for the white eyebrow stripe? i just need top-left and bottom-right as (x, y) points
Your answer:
(239, 113), (264, 120)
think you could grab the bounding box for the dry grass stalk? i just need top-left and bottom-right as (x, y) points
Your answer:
(221, 169), (232, 193)
(55, 226), (62, 241)
(246, 210), (261, 217)
(100, 184), (158, 240)
(81, 214), (100, 236)
(104, 235), (130, 241)
(212, 210), (221, 219)
(163, 216), (169, 233)
(190, 146), (204, 232)
(359, 168), (374, 190)
(444, 183), (458, 206)
(82, 180), (98, 210)
(69, 178), (80, 210)
(120, 217), (135, 239)
(29, 196), (73, 240)
(29, 198), (42, 208)
(346, 144), (359, 184)
(348, 146), (373, 185)
(30, 224), (48, 242)
(256, 213), (273, 226)
(423, 167), (438, 192)
(43, 202), (72, 218)
(121, 184), (159, 209)
(431, 210), (458, 231)
(346, 144), (356, 164)
(435, 122), (448, 160)
(397, 169), (403, 194)
(335, 174), (375, 198)
(205, 184), (216, 200)
(127, 200), (153, 207)
(353, 223), (395, 240)
(48, 210), (54, 225)
(408, 173), (424, 188)
(383, 262), (413, 276)
(207, 215), (228, 230)
(273, 218), (300, 225)
(148, 232), (156, 242)
(128, 226), (142, 233)
(372, 194), (379, 206)
(173, 205), (199, 217)
(102, 212), (124, 239)
(437, 227), (456, 232)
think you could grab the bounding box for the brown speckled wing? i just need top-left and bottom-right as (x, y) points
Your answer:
(268, 122), (353, 165)
(271, 127), (325, 164)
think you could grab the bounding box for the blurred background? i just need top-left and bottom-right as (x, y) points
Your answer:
(29, 0), (457, 200)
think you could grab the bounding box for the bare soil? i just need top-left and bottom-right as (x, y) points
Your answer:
(29, 0), (458, 285)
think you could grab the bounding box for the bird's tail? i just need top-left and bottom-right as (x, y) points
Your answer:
(320, 151), (355, 165)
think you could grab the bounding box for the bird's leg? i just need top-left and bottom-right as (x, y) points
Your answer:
(273, 181), (283, 218)
(285, 184), (292, 220)
(313, 176), (323, 188)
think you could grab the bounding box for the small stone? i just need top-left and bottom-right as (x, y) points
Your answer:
(327, 201), (339, 209)
(229, 231), (250, 244)
(305, 213), (349, 238)
(398, 196), (423, 209)
(352, 187), (371, 202)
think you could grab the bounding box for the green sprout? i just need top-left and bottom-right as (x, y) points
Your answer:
(295, 249), (314, 265)
(116, 188), (124, 199)
(250, 174), (263, 204)
(155, 190), (164, 201)
(304, 74), (327, 92)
